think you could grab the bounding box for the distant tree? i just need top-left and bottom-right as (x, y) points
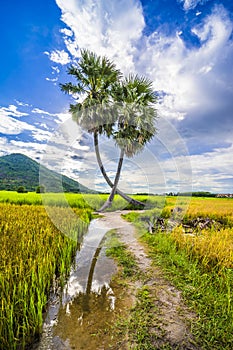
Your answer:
(36, 185), (45, 193)
(17, 186), (27, 193)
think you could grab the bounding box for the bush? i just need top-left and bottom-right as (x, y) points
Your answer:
(36, 185), (45, 193)
(17, 186), (27, 193)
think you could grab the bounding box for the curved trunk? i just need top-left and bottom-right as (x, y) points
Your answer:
(83, 234), (106, 311)
(98, 148), (125, 212)
(94, 130), (144, 207)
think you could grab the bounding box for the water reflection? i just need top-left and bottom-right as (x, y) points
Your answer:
(36, 219), (117, 350)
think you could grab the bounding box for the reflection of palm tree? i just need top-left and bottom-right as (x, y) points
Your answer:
(81, 235), (106, 312)
(85, 246), (102, 295)
(99, 75), (158, 211)
(60, 49), (143, 207)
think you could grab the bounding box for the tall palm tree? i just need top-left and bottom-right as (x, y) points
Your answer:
(60, 49), (144, 208)
(98, 75), (157, 212)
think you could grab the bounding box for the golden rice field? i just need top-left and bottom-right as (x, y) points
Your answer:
(184, 196), (233, 221)
(0, 202), (92, 350)
(172, 226), (233, 269)
(168, 197), (233, 270)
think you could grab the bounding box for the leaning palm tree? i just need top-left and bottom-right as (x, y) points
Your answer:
(98, 74), (157, 212)
(60, 49), (144, 207)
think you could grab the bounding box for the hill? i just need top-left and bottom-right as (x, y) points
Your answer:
(0, 153), (94, 193)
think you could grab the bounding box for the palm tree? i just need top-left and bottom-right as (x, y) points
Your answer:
(98, 75), (157, 212)
(60, 49), (144, 207)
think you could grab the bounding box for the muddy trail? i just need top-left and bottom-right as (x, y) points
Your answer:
(101, 211), (200, 350)
(36, 211), (200, 350)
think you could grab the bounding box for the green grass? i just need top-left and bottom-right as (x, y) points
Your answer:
(128, 286), (158, 350)
(106, 232), (167, 349)
(106, 233), (156, 349)
(0, 191), (166, 210)
(106, 232), (140, 278)
(143, 232), (233, 349)
(0, 191), (44, 205)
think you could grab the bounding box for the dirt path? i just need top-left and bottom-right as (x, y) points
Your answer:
(101, 211), (200, 350)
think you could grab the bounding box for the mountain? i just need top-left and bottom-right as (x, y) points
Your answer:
(0, 153), (94, 193)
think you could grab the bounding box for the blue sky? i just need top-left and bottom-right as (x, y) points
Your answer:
(1, 0), (233, 194)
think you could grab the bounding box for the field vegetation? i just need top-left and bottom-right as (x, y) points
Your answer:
(125, 196), (233, 349)
(0, 190), (166, 210)
(0, 202), (92, 350)
(1, 191), (233, 349)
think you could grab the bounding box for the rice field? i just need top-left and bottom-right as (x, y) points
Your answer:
(0, 190), (166, 210)
(0, 202), (92, 350)
(1, 191), (233, 349)
(168, 197), (233, 269)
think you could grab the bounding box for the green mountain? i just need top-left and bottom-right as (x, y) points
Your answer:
(0, 153), (94, 193)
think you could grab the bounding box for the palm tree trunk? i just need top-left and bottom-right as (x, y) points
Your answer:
(94, 130), (144, 207)
(98, 148), (125, 212)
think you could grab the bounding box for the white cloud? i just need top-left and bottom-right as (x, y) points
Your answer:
(148, 143), (233, 194)
(0, 105), (28, 118)
(189, 144), (233, 192)
(55, 0), (145, 73)
(9, 140), (46, 156)
(60, 28), (73, 37)
(39, 123), (49, 130)
(54, 112), (71, 123)
(0, 104), (77, 164)
(31, 109), (69, 123)
(179, 0), (204, 11)
(15, 100), (30, 107)
(191, 6), (232, 47)
(142, 5), (233, 118)
(32, 108), (53, 115)
(31, 129), (52, 142)
(46, 77), (58, 82)
(0, 115), (35, 135)
(44, 49), (71, 65)
(0, 134), (47, 162)
(52, 66), (60, 73)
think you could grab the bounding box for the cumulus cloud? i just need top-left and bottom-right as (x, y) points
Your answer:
(0, 103), (77, 166)
(55, 0), (145, 73)
(141, 5), (233, 121)
(0, 115), (35, 135)
(44, 49), (71, 65)
(60, 28), (73, 37)
(189, 144), (233, 192)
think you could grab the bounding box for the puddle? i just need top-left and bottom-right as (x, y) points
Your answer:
(35, 218), (129, 350)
